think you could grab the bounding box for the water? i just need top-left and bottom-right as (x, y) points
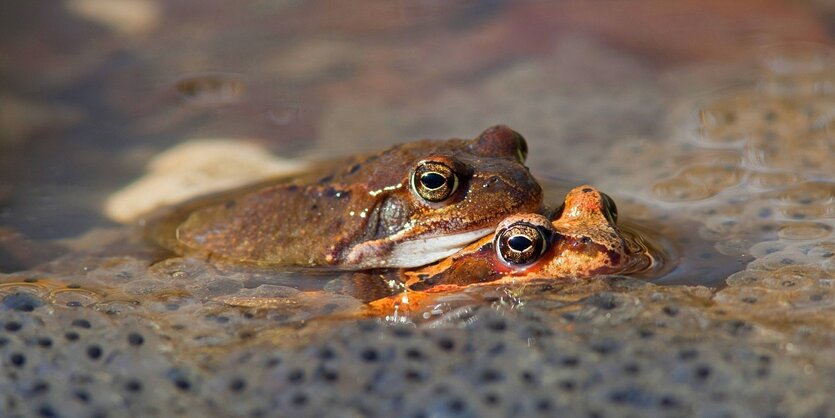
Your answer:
(2, 1), (835, 417)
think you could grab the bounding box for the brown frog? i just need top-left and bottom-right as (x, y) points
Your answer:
(148, 126), (542, 268)
(365, 185), (653, 313)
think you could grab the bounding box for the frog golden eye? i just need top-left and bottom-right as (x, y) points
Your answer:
(600, 193), (618, 224)
(495, 222), (548, 266)
(412, 161), (459, 202)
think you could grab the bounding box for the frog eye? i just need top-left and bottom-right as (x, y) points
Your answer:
(600, 193), (618, 224)
(495, 222), (549, 266)
(412, 161), (459, 203)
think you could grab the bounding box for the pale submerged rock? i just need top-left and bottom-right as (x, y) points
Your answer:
(104, 139), (308, 222)
(65, 0), (161, 36)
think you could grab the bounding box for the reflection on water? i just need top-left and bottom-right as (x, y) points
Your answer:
(2, 1), (835, 416)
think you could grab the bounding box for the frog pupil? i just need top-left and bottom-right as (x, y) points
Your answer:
(420, 172), (447, 190)
(508, 235), (532, 252)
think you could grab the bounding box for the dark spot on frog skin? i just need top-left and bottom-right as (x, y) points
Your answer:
(582, 187), (594, 193)
(318, 174), (334, 184)
(348, 163), (361, 174)
(323, 187), (350, 199)
(225, 200), (236, 209)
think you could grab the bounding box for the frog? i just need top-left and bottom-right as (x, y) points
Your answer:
(363, 185), (654, 314)
(147, 125), (542, 269)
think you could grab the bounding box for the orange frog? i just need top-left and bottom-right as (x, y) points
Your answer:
(365, 185), (654, 315)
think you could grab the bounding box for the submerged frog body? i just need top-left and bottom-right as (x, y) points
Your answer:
(149, 126), (542, 268)
(392, 185), (652, 294)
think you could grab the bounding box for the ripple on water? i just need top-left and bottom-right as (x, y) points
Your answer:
(48, 288), (102, 308)
(0, 281), (50, 302)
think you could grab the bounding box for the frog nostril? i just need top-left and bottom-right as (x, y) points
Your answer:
(482, 177), (500, 188)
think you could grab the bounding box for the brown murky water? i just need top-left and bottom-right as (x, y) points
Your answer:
(2, 1), (835, 417)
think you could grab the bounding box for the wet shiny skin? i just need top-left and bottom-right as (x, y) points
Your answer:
(148, 125), (542, 268)
(372, 185), (651, 305)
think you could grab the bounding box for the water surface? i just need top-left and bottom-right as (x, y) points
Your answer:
(1, 1), (835, 417)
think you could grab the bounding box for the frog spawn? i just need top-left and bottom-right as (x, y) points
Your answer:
(4, 42), (835, 418)
(3, 237), (835, 418)
(641, 43), (835, 364)
(2, 274), (835, 418)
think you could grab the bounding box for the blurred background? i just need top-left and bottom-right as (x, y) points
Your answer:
(2, 0), (832, 241)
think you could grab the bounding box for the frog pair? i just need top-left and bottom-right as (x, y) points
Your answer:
(149, 126), (646, 291)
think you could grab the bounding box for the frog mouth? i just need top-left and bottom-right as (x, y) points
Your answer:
(346, 227), (493, 268)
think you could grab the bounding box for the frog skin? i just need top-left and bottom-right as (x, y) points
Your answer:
(364, 185), (652, 312)
(148, 125), (542, 268)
